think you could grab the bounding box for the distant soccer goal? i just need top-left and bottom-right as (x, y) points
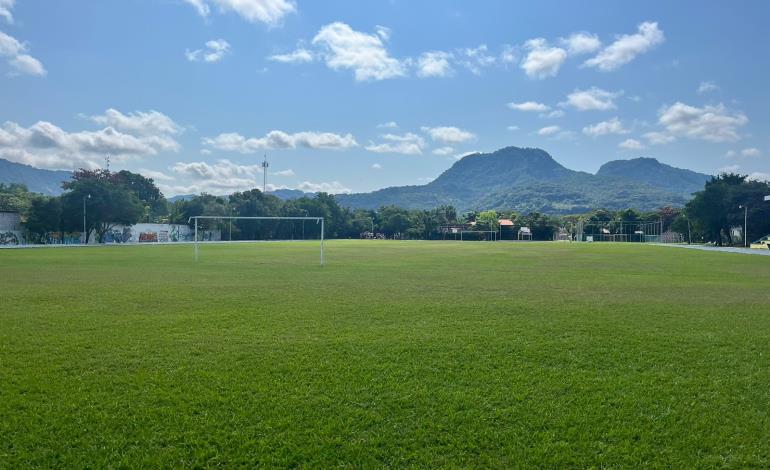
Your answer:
(576, 219), (664, 243)
(188, 216), (325, 265)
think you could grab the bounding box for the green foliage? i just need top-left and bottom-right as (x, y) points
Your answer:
(0, 183), (34, 213)
(338, 147), (706, 214)
(25, 196), (62, 242)
(61, 173), (145, 243)
(686, 173), (770, 245)
(2, 242), (770, 467)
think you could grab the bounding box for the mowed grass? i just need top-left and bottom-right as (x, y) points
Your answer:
(1, 241), (769, 468)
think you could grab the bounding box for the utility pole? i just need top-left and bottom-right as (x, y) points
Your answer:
(262, 154), (269, 193)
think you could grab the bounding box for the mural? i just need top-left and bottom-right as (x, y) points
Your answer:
(104, 227), (133, 244)
(101, 224), (217, 244)
(139, 232), (158, 243)
(0, 231), (20, 246)
(44, 232), (84, 244)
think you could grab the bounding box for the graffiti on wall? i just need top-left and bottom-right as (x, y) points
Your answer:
(44, 232), (83, 244)
(0, 231), (20, 245)
(139, 232), (158, 243)
(104, 227), (133, 244)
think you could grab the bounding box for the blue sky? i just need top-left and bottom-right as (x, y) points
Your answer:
(1, 0), (768, 196)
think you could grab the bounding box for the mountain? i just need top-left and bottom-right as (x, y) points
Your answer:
(596, 157), (710, 197)
(337, 147), (709, 214)
(268, 189), (316, 200)
(0, 158), (71, 195)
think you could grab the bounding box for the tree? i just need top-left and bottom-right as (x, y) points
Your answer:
(25, 196), (62, 243)
(0, 183), (34, 213)
(61, 178), (144, 243)
(475, 210), (499, 231)
(113, 170), (168, 222)
(686, 174), (742, 245)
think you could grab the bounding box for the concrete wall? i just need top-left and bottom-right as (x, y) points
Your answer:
(103, 224), (220, 243)
(0, 211), (23, 245)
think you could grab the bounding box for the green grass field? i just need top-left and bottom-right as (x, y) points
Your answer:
(1, 241), (769, 467)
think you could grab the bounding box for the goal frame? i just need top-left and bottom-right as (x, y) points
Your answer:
(459, 230), (498, 241)
(188, 216), (325, 265)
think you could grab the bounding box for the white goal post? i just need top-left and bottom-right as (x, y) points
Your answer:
(188, 216), (325, 265)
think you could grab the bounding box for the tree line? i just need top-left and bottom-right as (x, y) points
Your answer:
(1, 170), (768, 245)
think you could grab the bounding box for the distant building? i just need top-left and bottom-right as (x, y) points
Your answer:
(0, 210), (23, 245)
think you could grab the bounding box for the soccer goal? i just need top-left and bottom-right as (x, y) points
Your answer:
(459, 230), (498, 241)
(188, 216), (325, 265)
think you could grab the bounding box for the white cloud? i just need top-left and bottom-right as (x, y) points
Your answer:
(520, 38), (567, 79)
(508, 101), (550, 112)
(273, 168), (295, 176)
(365, 132), (425, 155)
(432, 146), (454, 156)
(183, 0), (210, 17)
(507, 125), (519, 131)
(619, 138), (645, 150)
(0, 30), (22, 56)
(297, 180), (351, 194)
(643, 131), (675, 145)
(172, 159), (262, 179)
(584, 21), (665, 71)
(8, 54), (46, 76)
(186, 39), (231, 62)
(717, 164), (740, 174)
(562, 87), (622, 111)
(203, 130), (358, 152)
(537, 125), (561, 136)
(747, 172), (770, 182)
(312, 22), (407, 81)
(166, 159), (267, 194)
(416, 51), (454, 78)
(421, 126), (475, 144)
(560, 32), (602, 55)
(0, 113), (181, 170)
(697, 81), (719, 94)
(0, 31), (46, 76)
(0, 0), (14, 23)
(741, 147), (761, 157)
(186, 0), (296, 26)
(375, 25), (391, 41)
(724, 150), (737, 158)
(500, 44), (518, 64)
(138, 168), (175, 182)
(371, 163), (382, 170)
(377, 121), (398, 129)
(542, 110), (565, 119)
(91, 109), (183, 136)
(456, 44), (496, 74)
(267, 48), (313, 64)
(657, 102), (748, 143)
(582, 117), (629, 137)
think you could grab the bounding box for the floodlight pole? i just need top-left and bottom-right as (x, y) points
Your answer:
(320, 218), (325, 266)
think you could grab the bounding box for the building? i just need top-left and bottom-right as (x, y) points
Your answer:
(0, 210), (23, 245)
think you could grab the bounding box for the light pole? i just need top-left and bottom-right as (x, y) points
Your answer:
(82, 194), (91, 244)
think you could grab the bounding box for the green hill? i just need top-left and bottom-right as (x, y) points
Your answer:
(337, 147), (708, 214)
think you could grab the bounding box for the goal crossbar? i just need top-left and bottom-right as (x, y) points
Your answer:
(188, 216), (325, 265)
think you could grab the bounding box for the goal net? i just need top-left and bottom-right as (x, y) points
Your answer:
(188, 216), (325, 265)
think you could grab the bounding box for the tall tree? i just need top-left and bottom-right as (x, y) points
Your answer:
(61, 177), (144, 243)
(25, 196), (62, 243)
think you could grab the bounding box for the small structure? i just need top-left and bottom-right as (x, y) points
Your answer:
(498, 219), (514, 240)
(518, 226), (532, 241)
(0, 210), (23, 246)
